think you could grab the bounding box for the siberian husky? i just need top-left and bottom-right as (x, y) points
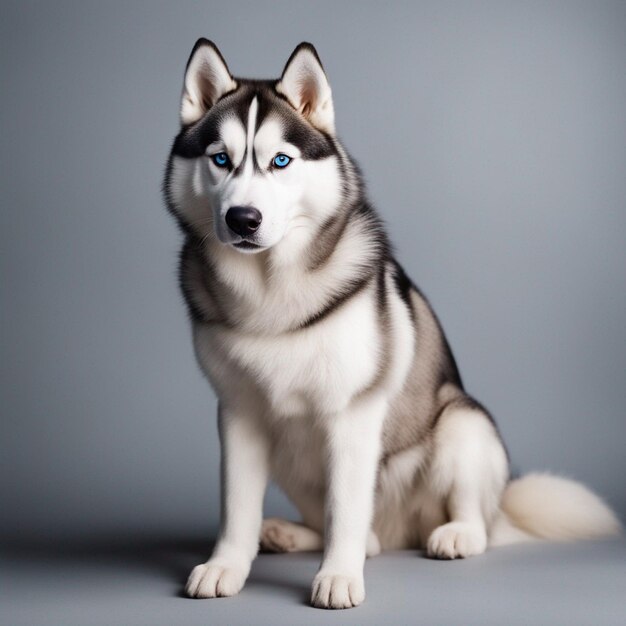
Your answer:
(163, 40), (621, 609)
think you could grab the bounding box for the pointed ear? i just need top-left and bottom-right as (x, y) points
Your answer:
(180, 39), (237, 125)
(276, 43), (335, 134)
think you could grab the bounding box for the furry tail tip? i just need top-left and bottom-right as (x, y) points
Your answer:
(489, 472), (622, 547)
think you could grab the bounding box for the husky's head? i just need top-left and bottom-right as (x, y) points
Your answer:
(165, 40), (347, 258)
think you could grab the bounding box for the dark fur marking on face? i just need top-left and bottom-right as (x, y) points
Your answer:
(172, 117), (222, 158)
(172, 83), (265, 160)
(271, 87), (337, 160)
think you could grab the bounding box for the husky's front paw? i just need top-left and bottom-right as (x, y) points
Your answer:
(311, 571), (365, 609)
(185, 560), (247, 598)
(427, 521), (487, 559)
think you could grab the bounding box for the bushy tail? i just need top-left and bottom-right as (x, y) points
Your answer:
(489, 472), (622, 547)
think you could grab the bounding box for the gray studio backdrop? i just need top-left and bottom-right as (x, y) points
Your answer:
(2, 1), (625, 540)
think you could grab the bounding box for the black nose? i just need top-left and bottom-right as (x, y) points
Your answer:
(225, 206), (262, 238)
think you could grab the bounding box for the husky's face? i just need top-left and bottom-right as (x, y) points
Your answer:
(166, 41), (342, 255)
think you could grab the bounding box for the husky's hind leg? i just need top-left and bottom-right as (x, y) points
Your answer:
(426, 398), (508, 559)
(260, 518), (323, 552)
(260, 519), (381, 557)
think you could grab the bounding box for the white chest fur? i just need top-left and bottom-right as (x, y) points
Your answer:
(193, 285), (382, 418)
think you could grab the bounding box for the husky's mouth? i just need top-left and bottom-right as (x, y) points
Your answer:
(233, 240), (263, 251)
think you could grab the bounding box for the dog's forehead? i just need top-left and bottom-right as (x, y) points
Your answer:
(254, 116), (285, 154)
(171, 82), (335, 161)
(215, 88), (317, 154)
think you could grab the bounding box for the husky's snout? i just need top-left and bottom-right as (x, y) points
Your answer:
(225, 206), (262, 238)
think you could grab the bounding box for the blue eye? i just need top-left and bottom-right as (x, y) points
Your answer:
(211, 152), (231, 168)
(273, 154), (291, 168)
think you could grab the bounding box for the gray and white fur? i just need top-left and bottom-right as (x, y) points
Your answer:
(163, 40), (621, 609)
